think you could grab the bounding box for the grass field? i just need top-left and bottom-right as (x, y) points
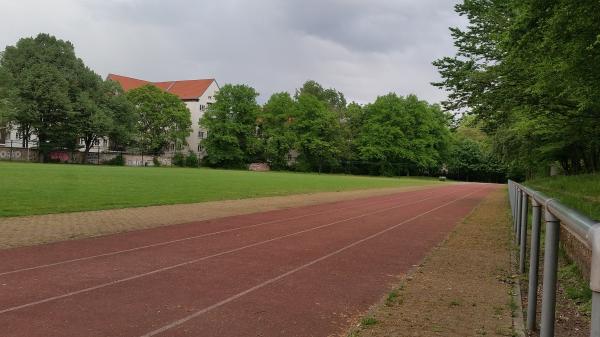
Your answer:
(526, 173), (600, 220)
(0, 161), (442, 217)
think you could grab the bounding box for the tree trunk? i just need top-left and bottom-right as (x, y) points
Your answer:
(83, 137), (94, 164)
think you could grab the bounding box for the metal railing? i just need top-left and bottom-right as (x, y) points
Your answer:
(508, 180), (600, 337)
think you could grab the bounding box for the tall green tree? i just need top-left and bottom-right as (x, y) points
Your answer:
(447, 116), (510, 182)
(74, 69), (136, 160)
(74, 78), (136, 158)
(260, 92), (297, 169)
(295, 80), (347, 119)
(355, 94), (450, 176)
(200, 84), (261, 168)
(103, 80), (137, 151)
(0, 34), (86, 155)
(126, 85), (191, 158)
(434, 0), (600, 176)
(0, 62), (14, 141)
(293, 93), (342, 172)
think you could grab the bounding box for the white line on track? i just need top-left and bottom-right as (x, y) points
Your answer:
(0, 186), (466, 315)
(0, 185), (450, 277)
(140, 186), (488, 337)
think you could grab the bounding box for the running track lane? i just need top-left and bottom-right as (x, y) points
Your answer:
(0, 185), (458, 309)
(0, 183), (498, 337)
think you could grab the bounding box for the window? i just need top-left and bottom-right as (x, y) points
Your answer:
(94, 139), (100, 146)
(197, 144), (204, 152)
(199, 104), (206, 111)
(198, 131), (205, 139)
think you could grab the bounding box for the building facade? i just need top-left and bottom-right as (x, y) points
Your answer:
(107, 74), (219, 156)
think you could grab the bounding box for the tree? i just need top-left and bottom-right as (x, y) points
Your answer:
(0, 62), (15, 141)
(355, 94), (450, 176)
(260, 92), (297, 169)
(126, 85), (191, 158)
(73, 69), (118, 161)
(0, 34), (86, 156)
(293, 93), (342, 172)
(446, 117), (509, 182)
(434, 0), (600, 176)
(74, 77), (136, 160)
(200, 84), (261, 168)
(104, 81), (136, 151)
(295, 80), (347, 120)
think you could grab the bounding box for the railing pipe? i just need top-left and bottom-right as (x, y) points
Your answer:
(540, 211), (560, 337)
(519, 191), (529, 273)
(516, 189), (522, 242)
(508, 180), (600, 337)
(526, 199), (542, 331)
(590, 226), (600, 337)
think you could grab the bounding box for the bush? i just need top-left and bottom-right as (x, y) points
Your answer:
(172, 152), (185, 167)
(152, 157), (161, 167)
(185, 151), (199, 167)
(105, 153), (125, 166)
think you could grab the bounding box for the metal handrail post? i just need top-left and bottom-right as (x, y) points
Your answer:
(590, 225), (600, 337)
(508, 180), (600, 337)
(527, 199), (542, 331)
(593, 293), (600, 337)
(516, 189), (522, 243)
(540, 211), (560, 337)
(512, 184), (517, 232)
(520, 191), (529, 273)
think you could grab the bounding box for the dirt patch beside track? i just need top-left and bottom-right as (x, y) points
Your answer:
(0, 185), (436, 249)
(348, 188), (516, 337)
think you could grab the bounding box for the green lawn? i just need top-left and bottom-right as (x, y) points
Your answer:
(0, 161), (442, 217)
(526, 173), (600, 220)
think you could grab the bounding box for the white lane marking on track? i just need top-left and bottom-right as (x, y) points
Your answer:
(0, 186), (468, 315)
(140, 186), (489, 337)
(0, 185), (447, 276)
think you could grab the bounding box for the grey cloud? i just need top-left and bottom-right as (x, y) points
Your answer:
(0, 0), (466, 104)
(282, 0), (458, 53)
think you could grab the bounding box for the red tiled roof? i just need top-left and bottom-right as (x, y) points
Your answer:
(107, 74), (215, 100)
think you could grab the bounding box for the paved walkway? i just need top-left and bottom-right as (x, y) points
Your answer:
(0, 185), (432, 249)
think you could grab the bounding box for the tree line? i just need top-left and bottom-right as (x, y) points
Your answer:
(0, 34), (191, 163)
(200, 81), (457, 177)
(0, 33), (511, 181)
(434, 0), (600, 178)
(200, 81), (513, 181)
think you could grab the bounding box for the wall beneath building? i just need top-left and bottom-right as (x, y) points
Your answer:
(0, 146), (38, 161)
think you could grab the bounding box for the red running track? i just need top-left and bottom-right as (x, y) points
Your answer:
(0, 183), (498, 337)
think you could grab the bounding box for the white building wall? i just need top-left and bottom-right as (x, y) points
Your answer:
(184, 81), (219, 156)
(3, 127), (37, 148)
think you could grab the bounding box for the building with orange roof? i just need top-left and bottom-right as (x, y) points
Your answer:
(107, 73), (219, 156)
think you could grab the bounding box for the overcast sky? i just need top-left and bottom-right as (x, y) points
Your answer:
(0, 0), (465, 104)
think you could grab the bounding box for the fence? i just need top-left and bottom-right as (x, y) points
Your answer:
(0, 140), (39, 161)
(508, 180), (600, 337)
(0, 140), (192, 166)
